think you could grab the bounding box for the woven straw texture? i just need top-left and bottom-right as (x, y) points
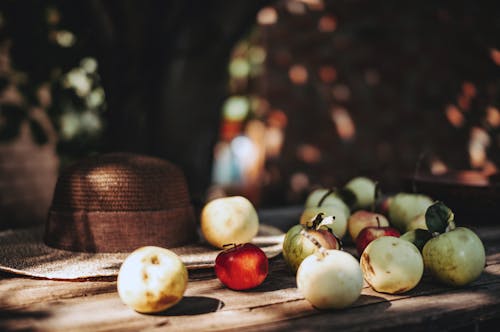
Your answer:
(0, 224), (284, 279)
(45, 153), (197, 252)
(51, 153), (190, 211)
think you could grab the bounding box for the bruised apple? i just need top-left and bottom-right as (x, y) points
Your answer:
(297, 250), (363, 309)
(283, 215), (341, 273)
(117, 246), (188, 313)
(201, 196), (259, 249)
(360, 237), (423, 294)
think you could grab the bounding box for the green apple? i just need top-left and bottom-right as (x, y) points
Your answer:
(388, 193), (433, 232)
(360, 237), (423, 294)
(297, 249), (363, 309)
(406, 213), (428, 231)
(304, 188), (351, 218)
(400, 229), (432, 252)
(422, 202), (485, 286)
(201, 196), (259, 249)
(344, 177), (376, 210)
(283, 215), (341, 273)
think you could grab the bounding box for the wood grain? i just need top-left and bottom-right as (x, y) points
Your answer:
(1, 228), (500, 331)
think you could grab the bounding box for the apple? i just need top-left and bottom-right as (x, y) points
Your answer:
(304, 188), (351, 219)
(422, 202), (485, 286)
(297, 249), (363, 309)
(406, 213), (428, 231)
(215, 243), (268, 290)
(283, 214), (341, 273)
(344, 176), (376, 210)
(400, 229), (432, 252)
(388, 193), (433, 232)
(201, 196), (259, 249)
(300, 206), (348, 238)
(375, 194), (393, 216)
(356, 220), (400, 256)
(117, 246), (188, 313)
(360, 237), (423, 294)
(347, 210), (390, 242)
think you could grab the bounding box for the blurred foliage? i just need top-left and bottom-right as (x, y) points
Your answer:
(0, 0), (106, 165)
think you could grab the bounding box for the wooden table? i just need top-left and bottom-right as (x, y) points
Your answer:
(1, 220), (500, 331)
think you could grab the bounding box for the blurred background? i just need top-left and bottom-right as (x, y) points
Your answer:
(1, 0), (499, 228)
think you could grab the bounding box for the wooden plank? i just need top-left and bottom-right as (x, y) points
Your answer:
(1, 225), (500, 331)
(1, 261), (500, 332)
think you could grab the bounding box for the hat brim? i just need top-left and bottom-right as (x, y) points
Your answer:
(0, 224), (284, 280)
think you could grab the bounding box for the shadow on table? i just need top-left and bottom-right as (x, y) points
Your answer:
(0, 308), (51, 332)
(157, 296), (224, 316)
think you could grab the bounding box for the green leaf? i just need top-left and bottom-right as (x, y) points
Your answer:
(425, 201), (454, 234)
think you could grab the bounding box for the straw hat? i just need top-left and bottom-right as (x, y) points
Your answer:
(0, 153), (284, 280)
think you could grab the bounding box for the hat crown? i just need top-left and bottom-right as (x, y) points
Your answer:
(51, 153), (191, 212)
(45, 153), (197, 253)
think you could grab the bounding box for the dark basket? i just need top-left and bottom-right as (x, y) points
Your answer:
(404, 171), (500, 224)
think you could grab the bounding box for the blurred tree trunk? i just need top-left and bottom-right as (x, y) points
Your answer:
(83, 0), (270, 206)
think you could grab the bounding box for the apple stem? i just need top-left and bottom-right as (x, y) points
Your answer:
(222, 243), (239, 250)
(310, 213), (325, 229)
(445, 221), (456, 232)
(317, 188), (335, 207)
(299, 228), (328, 258)
(376, 216), (380, 228)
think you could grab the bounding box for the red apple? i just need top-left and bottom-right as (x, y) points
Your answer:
(347, 210), (390, 242)
(356, 220), (400, 256)
(215, 243), (268, 290)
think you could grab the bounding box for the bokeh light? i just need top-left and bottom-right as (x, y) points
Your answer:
(318, 15), (337, 32)
(486, 106), (500, 128)
(296, 144), (321, 163)
(445, 104), (465, 128)
(289, 64), (308, 85)
(318, 66), (337, 83)
(257, 7), (278, 25)
(223, 96), (249, 121)
(331, 107), (356, 141)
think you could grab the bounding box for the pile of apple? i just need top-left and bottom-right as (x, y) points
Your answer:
(282, 176), (486, 309)
(116, 178), (486, 314)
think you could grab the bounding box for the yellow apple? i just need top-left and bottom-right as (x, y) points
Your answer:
(117, 246), (188, 313)
(360, 237), (423, 294)
(201, 196), (259, 248)
(297, 250), (363, 309)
